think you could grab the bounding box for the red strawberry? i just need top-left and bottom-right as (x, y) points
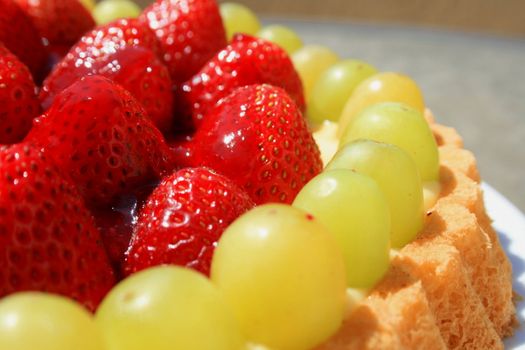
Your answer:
(0, 0), (47, 80)
(0, 143), (115, 311)
(41, 45), (174, 133)
(14, 0), (95, 48)
(139, 0), (227, 84)
(124, 167), (254, 276)
(178, 84), (321, 205)
(26, 75), (175, 208)
(177, 34), (305, 130)
(0, 44), (41, 144)
(40, 18), (160, 106)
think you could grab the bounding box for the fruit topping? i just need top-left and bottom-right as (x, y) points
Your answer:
(291, 45), (339, 103)
(26, 75), (174, 207)
(139, 0), (227, 84)
(124, 167), (255, 276)
(14, 0), (95, 49)
(0, 44), (40, 144)
(39, 18), (172, 129)
(177, 34), (305, 129)
(256, 24), (303, 55)
(93, 0), (141, 25)
(340, 102), (439, 181)
(0, 0), (47, 81)
(211, 204), (346, 350)
(0, 143), (115, 311)
(338, 72), (425, 134)
(327, 140), (424, 248)
(96, 266), (246, 350)
(178, 84), (321, 204)
(0, 292), (104, 350)
(42, 36), (174, 133)
(294, 169), (391, 288)
(308, 59), (377, 124)
(219, 2), (261, 41)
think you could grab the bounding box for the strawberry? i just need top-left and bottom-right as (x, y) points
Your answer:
(178, 84), (321, 205)
(41, 45), (174, 133)
(14, 0), (95, 48)
(124, 167), (254, 276)
(0, 143), (115, 311)
(40, 18), (160, 106)
(26, 75), (175, 208)
(176, 34), (305, 130)
(0, 0), (47, 81)
(139, 0), (227, 84)
(0, 44), (41, 144)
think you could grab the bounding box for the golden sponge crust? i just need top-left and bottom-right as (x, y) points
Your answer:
(316, 121), (515, 350)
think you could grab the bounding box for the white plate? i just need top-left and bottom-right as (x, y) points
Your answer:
(482, 183), (525, 349)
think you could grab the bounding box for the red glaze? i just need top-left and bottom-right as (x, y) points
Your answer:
(14, 0), (95, 48)
(0, 143), (115, 311)
(139, 0), (227, 84)
(26, 75), (175, 207)
(0, 0), (47, 81)
(92, 181), (158, 275)
(0, 44), (41, 144)
(124, 167), (255, 276)
(177, 34), (305, 130)
(42, 45), (174, 133)
(180, 84), (321, 205)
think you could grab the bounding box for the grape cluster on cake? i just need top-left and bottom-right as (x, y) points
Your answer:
(0, 1), (515, 349)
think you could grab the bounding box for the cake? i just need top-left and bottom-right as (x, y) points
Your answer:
(0, 0), (518, 349)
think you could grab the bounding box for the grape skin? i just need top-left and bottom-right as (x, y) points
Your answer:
(294, 169), (391, 288)
(211, 204), (347, 350)
(0, 292), (103, 350)
(220, 2), (262, 40)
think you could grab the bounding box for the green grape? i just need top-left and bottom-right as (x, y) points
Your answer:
(0, 292), (103, 350)
(293, 169), (390, 288)
(291, 45), (339, 103)
(256, 25), (303, 55)
(79, 0), (96, 11)
(96, 266), (245, 350)
(327, 140), (424, 248)
(340, 102), (439, 182)
(211, 204), (346, 350)
(313, 120), (340, 166)
(220, 2), (261, 40)
(338, 72), (425, 134)
(308, 60), (377, 124)
(92, 0), (141, 25)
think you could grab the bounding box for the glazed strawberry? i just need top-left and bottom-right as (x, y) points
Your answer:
(26, 75), (174, 207)
(40, 18), (160, 107)
(179, 84), (321, 205)
(0, 143), (115, 311)
(177, 34), (305, 129)
(124, 167), (254, 276)
(14, 0), (95, 48)
(0, 0), (47, 80)
(139, 0), (227, 83)
(41, 45), (174, 133)
(0, 44), (40, 144)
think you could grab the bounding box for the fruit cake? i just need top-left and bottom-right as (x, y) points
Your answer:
(0, 0), (517, 349)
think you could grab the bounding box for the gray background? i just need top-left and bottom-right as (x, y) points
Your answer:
(271, 18), (525, 212)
